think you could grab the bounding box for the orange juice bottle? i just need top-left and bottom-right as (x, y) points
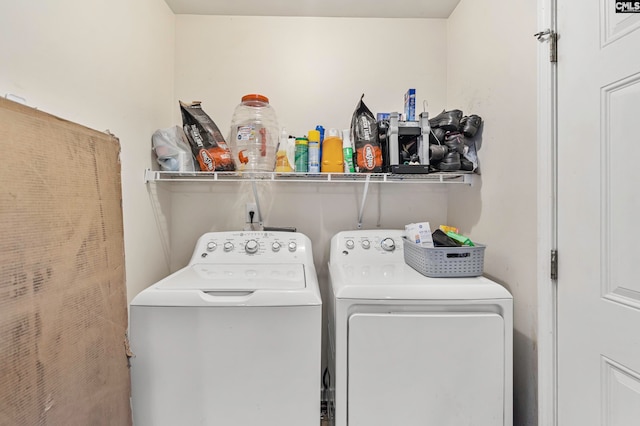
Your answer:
(321, 128), (344, 173)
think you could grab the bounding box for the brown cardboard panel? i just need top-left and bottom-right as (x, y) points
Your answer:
(0, 98), (131, 425)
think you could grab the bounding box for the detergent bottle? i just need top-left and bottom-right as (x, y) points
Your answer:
(321, 128), (344, 173)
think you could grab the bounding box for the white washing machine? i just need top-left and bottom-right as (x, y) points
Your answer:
(327, 230), (513, 426)
(130, 231), (322, 426)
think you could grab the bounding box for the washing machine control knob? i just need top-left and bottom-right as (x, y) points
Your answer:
(345, 240), (355, 250)
(223, 242), (234, 252)
(245, 239), (259, 254)
(361, 239), (371, 249)
(206, 241), (217, 252)
(288, 242), (297, 252)
(271, 242), (281, 252)
(381, 238), (396, 252)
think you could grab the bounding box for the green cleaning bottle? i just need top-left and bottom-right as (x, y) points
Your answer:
(342, 129), (355, 173)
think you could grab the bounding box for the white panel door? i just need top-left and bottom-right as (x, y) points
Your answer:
(347, 312), (504, 426)
(557, 1), (640, 424)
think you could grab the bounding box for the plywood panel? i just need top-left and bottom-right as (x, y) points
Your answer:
(0, 98), (131, 425)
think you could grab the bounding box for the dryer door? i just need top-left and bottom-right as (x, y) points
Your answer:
(348, 312), (504, 426)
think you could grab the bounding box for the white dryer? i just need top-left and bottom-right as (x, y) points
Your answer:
(130, 231), (322, 426)
(327, 230), (512, 426)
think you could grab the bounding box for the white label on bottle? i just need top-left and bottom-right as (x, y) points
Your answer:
(308, 142), (320, 173)
(236, 125), (256, 141)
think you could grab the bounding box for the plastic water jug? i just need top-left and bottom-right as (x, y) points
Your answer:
(229, 94), (279, 172)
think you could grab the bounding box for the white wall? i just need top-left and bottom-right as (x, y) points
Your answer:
(174, 15), (448, 136)
(0, 1), (176, 303)
(169, 15), (453, 269)
(446, 1), (538, 425)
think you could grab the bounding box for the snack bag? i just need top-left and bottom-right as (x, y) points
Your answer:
(180, 101), (235, 171)
(350, 94), (383, 172)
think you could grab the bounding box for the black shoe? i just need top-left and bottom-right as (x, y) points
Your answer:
(460, 114), (482, 137)
(429, 127), (447, 145)
(429, 144), (448, 162)
(429, 109), (463, 131)
(437, 151), (461, 171)
(444, 132), (465, 153)
(460, 158), (474, 171)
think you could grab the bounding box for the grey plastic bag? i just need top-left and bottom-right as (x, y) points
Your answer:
(152, 126), (195, 172)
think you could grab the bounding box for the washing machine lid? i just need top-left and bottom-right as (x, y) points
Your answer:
(330, 262), (512, 300)
(157, 263), (305, 291)
(132, 264), (322, 307)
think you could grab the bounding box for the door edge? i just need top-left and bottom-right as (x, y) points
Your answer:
(537, 0), (558, 425)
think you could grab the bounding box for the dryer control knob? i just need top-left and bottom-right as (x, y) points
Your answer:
(223, 242), (234, 252)
(361, 239), (371, 249)
(345, 240), (355, 250)
(381, 238), (396, 252)
(206, 241), (217, 252)
(272, 242), (281, 252)
(288, 241), (297, 252)
(245, 240), (259, 254)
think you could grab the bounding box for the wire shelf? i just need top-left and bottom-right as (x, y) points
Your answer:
(144, 169), (474, 185)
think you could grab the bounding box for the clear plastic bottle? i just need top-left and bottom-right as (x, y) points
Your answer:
(275, 128), (293, 172)
(228, 94), (279, 172)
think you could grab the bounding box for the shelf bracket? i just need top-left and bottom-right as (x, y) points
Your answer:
(357, 174), (371, 229)
(144, 168), (157, 183)
(251, 180), (264, 228)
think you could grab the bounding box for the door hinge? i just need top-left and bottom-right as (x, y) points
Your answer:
(550, 249), (558, 280)
(534, 29), (558, 63)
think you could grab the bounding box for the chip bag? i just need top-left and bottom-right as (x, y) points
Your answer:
(350, 94), (383, 172)
(180, 101), (235, 171)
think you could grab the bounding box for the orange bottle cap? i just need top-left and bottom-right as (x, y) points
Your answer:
(241, 94), (269, 103)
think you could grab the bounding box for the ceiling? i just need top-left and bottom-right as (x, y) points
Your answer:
(163, 0), (462, 19)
